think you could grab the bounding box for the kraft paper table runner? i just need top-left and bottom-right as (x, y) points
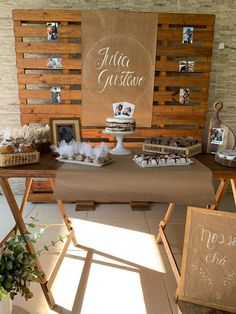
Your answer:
(54, 155), (215, 206)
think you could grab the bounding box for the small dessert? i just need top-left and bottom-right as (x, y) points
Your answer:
(19, 144), (35, 153)
(133, 153), (193, 167)
(0, 144), (14, 154)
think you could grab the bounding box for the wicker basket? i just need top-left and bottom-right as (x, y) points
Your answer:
(0, 151), (40, 167)
(143, 143), (202, 157)
(215, 154), (236, 168)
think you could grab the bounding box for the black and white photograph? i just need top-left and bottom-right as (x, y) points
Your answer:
(57, 125), (75, 144)
(182, 26), (194, 44)
(210, 127), (225, 145)
(179, 88), (190, 104)
(46, 22), (58, 40)
(47, 57), (62, 69)
(50, 87), (61, 103)
(113, 102), (135, 118)
(179, 61), (194, 72)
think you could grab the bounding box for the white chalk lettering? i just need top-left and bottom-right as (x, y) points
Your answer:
(199, 224), (225, 250)
(95, 47), (130, 70)
(97, 70), (145, 93)
(205, 252), (227, 266)
(94, 46), (146, 93)
(227, 236), (236, 247)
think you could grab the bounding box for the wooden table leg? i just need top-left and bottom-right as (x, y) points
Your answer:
(0, 177), (55, 308)
(210, 178), (229, 210)
(230, 179), (236, 207)
(49, 178), (78, 247)
(20, 178), (33, 214)
(156, 203), (175, 243)
(1, 178), (33, 243)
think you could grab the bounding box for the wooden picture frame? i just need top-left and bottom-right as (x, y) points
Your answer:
(49, 117), (82, 146)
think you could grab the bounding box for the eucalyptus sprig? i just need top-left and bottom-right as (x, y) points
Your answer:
(0, 214), (68, 301)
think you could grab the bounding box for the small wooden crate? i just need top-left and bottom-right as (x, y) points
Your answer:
(143, 143), (202, 157)
(0, 151), (40, 167)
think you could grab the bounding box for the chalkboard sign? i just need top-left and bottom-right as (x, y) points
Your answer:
(179, 207), (236, 313)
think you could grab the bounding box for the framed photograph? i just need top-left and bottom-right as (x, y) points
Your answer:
(182, 26), (194, 44)
(46, 22), (58, 40)
(179, 88), (190, 104)
(49, 118), (82, 146)
(112, 102), (135, 118)
(179, 61), (194, 72)
(210, 127), (225, 145)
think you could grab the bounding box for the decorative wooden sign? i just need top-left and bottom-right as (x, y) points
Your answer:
(207, 101), (236, 154)
(179, 207), (236, 313)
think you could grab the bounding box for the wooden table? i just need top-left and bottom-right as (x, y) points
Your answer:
(0, 153), (235, 308)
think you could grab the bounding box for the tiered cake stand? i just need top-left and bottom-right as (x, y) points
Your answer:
(103, 130), (136, 155)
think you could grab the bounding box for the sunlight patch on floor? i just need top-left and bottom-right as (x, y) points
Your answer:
(81, 258), (147, 314)
(70, 218), (166, 273)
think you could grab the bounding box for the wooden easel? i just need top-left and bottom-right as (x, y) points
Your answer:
(156, 180), (236, 303)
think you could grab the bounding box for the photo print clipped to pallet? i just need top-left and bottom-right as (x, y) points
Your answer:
(179, 207), (236, 313)
(50, 87), (61, 103)
(179, 88), (190, 105)
(179, 61), (194, 73)
(182, 26), (194, 44)
(46, 22), (58, 40)
(47, 57), (63, 69)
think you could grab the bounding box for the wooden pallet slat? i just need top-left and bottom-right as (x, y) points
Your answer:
(154, 76), (209, 88)
(155, 61), (211, 73)
(16, 58), (82, 70)
(18, 74), (81, 84)
(158, 13), (215, 25)
(19, 90), (81, 100)
(20, 104), (82, 115)
(156, 46), (212, 57)
(14, 26), (81, 38)
(12, 9), (82, 22)
(15, 42), (81, 54)
(157, 28), (214, 41)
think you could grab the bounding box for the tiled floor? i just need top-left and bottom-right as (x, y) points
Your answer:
(0, 193), (235, 314)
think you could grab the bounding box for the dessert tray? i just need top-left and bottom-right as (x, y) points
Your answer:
(143, 136), (202, 157)
(56, 156), (112, 167)
(133, 154), (193, 167)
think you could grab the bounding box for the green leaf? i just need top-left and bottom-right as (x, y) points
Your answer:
(27, 223), (36, 228)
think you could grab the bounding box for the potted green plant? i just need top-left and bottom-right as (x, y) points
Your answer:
(0, 216), (67, 313)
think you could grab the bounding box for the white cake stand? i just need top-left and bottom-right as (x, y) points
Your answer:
(103, 130), (136, 155)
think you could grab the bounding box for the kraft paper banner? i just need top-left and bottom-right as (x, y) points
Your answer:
(54, 155), (216, 206)
(81, 11), (158, 127)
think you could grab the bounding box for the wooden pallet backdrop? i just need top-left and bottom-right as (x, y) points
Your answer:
(12, 10), (215, 202)
(13, 10), (215, 146)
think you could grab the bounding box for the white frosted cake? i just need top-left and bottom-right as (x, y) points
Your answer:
(105, 117), (136, 132)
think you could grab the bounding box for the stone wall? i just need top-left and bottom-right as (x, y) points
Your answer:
(0, 0), (235, 193)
